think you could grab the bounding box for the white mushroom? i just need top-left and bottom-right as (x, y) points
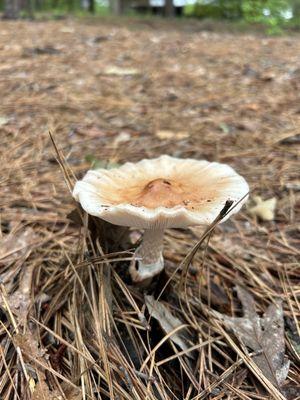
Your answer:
(73, 155), (249, 282)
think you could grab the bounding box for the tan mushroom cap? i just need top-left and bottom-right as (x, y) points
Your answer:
(73, 155), (249, 229)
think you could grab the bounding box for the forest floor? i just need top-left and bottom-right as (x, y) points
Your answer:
(1, 17), (300, 400)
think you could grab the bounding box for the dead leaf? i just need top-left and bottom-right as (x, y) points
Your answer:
(113, 131), (131, 146)
(8, 262), (36, 323)
(248, 196), (277, 221)
(0, 115), (9, 126)
(13, 333), (61, 400)
(32, 380), (62, 400)
(219, 122), (231, 134)
(216, 286), (289, 390)
(155, 130), (189, 140)
(0, 228), (37, 265)
(0, 228), (37, 291)
(29, 377), (36, 392)
(285, 182), (300, 191)
(61, 383), (82, 400)
(279, 133), (300, 145)
(103, 66), (140, 76)
(243, 103), (260, 112)
(0, 229), (39, 322)
(60, 26), (75, 33)
(23, 46), (61, 56)
(145, 295), (194, 358)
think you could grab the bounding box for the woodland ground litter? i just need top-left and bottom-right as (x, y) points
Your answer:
(0, 17), (299, 399)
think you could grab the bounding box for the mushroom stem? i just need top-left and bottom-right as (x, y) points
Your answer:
(130, 228), (165, 282)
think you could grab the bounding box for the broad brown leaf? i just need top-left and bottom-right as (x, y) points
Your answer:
(217, 286), (289, 390)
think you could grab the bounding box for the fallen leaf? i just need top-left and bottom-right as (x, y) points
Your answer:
(267, 131), (300, 147)
(23, 46), (61, 56)
(73, 126), (107, 138)
(29, 377), (36, 392)
(285, 317), (300, 358)
(219, 122), (231, 134)
(32, 380), (61, 400)
(248, 196), (277, 221)
(155, 130), (189, 140)
(8, 262), (36, 323)
(285, 182), (300, 191)
(61, 384), (82, 400)
(260, 72), (275, 82)
(193, 66), (206, 76)
(243, 103), (260, 112)
(103, 66), (140, 76)
(234, 120), (258, 132)
(0, 228), (37, 265)
(14, 332), (68, 399)
(113, 131), (131, 146)
(145, 295), (194, 358)
(0, 116), (9, 126)
(60, 26), (75, 33)
(216, 286), (289, 390)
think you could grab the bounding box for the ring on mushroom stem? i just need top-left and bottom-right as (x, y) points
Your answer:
(73, 155), (249, 283)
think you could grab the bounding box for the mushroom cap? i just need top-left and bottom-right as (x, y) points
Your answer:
(73, 155), (249, 229)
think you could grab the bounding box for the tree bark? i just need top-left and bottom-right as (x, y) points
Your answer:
(88, 0), (95, 13)
(26, 0), (34, 19)
(292, 1), (300, 18)
(164, 0), (174, 17)
(109, 0), (123, 15)
(3, 0), (21, 19)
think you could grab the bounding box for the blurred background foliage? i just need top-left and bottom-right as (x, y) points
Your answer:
(1, 0), (300, 34)
(186, 0), (298, 34)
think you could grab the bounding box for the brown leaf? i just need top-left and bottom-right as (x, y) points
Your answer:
(0, 227), (37, 265)
(60, 383), (82, 400)
(145, 295), (194, 358)
(0, 228), (38, 294)
(217, 286), (289, 389)
(32, 380), (60, 400)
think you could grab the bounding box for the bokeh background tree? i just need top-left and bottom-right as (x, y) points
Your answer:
(1, 0), (300, 33)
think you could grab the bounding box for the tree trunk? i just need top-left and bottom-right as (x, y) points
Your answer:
(81, 0), (89, 11)
(164, 0), (174, 17)
(35, 0), (43, 11)
(88, 0), (95, 13)
(67, 0), (74, 12)
(109, 0), (123, 15)
(26, 0), (34, 18)
(292, 1), (300, 18)
(3, 0), (21, 18)
(51, 0), (59, 9)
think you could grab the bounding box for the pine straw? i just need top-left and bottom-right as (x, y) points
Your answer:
(0, 18), (300, 400)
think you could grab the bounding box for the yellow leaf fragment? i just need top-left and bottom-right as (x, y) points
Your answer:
(248, 196), (277, 221)
(29, 377), (36, 392)
(103, 66), (140, 76)
(155, 130), (189, 140)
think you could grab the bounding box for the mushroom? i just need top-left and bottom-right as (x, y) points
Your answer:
(73, 155), (249, 282)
